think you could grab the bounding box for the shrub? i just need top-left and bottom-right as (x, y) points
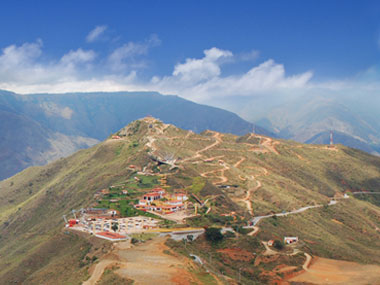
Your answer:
(131, 237), (139, 244)
(273, 240), (284, 250)
(205, 227), (224, 243)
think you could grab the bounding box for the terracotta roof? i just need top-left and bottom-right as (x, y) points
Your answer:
(144, 193), (161, 197)
(97, 232), (127, 239)
(152, 188), (165, 192)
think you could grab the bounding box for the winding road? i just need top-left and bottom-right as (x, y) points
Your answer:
(247, 199), (339, 227)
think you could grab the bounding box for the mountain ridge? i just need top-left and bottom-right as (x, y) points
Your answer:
(0, 89), (273, 180)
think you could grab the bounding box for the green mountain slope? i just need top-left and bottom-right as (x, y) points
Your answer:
(0, 118), (379, 284)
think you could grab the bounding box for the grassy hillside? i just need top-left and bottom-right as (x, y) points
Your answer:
(0, 117), (379, 284)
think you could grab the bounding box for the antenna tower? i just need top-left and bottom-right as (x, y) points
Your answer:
(330, 130), (334, 146)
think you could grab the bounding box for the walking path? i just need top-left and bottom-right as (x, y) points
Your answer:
(83, 260), (125, 285)
(247, 199), (340, 227)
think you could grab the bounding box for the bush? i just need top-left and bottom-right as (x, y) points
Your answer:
(205, 227), (224, 243)
(273, 240), (284, 250)
(224, 231), (236, 239)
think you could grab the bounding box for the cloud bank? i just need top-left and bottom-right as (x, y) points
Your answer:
(0, 27), (375, 107)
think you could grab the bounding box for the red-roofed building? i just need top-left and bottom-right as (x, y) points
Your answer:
(95, 232), (128, 241)
(152, 188), (166, 196)
(68, 219), (79, 227)
(171, 193), (188, 202)
(143, 192), (161, 201)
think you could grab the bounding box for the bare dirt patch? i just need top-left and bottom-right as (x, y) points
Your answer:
(115, 237), (203, 285)
(83, 237), (211, 285)
(289, 257), (380, 284)
(217, 248), (255, 262)
(331, 219), (344, 225)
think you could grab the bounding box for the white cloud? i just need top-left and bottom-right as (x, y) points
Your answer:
(107, 34), (161, 72)
(86, 25), (107, 42)
(239, 49), (260, 61)
(0, 40), (99, 89)
(1, 39), (361, 109)
(108, 42), (148, 71)
(60, 48), (96, 64)
(0, 39), (46, 83)
(0, 39), (42, 66)
(149, 48), (313, 101)
(59, 48), (96, 73)
(172, 47), (232, 83)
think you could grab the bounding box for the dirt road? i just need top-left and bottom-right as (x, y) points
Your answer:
(303, 253), (312, 270)
(83, 259), (124, 285)
(244, 179), (261, 215)
(182, 132), (222, 163)
(233, 157), (246, 168)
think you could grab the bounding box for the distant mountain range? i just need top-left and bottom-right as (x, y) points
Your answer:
(219, 93), (380, 155)
(0, 90), (271, 180)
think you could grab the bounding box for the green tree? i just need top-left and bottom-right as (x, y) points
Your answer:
(273, 240), (284, 250)
(205, 227), (224, 243)
(111, 222), (119, 232)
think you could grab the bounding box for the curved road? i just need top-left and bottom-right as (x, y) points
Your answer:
(247, 200), (339, 227)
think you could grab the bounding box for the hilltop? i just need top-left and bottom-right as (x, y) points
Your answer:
(0, 117), (379, 284)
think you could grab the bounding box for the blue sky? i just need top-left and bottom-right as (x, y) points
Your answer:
(0, 1), (380, 105)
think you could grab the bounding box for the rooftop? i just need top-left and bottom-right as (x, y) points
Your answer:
(96, 232), (128, 240)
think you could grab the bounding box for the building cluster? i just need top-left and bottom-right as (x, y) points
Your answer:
(65, 207), (161, 241)
(284, 237), (299, 244)
(134, 187), (189, 214)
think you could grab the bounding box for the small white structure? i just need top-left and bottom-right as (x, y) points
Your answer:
(108, 209), (118, 216)
(284, 237), (298, 244)
(171, 193), (188, 202)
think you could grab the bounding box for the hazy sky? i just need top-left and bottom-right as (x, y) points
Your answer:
(1, 0), (380, 105)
